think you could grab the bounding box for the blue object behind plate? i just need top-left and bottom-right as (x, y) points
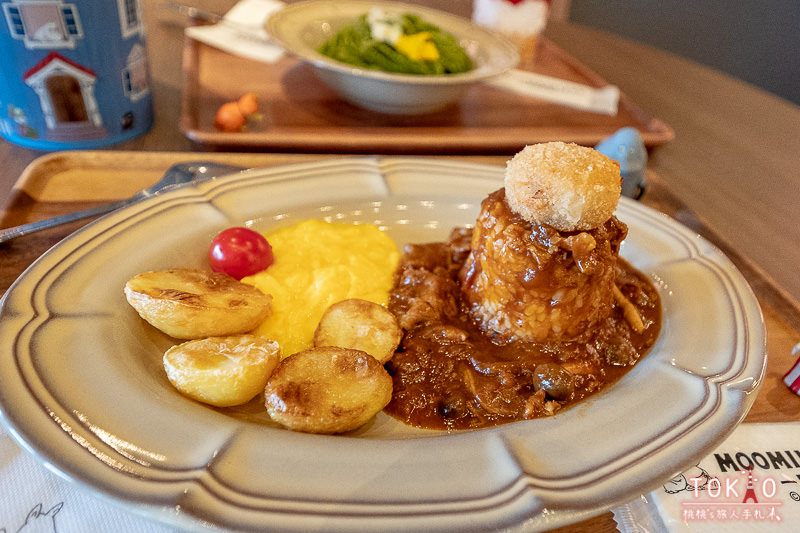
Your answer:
(0, 1), (153, 150)
(596, 127), (648, 199)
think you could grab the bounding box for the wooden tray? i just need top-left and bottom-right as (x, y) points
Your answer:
(180, 36), (674, 154)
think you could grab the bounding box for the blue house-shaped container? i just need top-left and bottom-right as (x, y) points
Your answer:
(0, 0), (153, 149)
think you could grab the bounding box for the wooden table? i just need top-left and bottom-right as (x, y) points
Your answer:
(1, 1), (799, 531)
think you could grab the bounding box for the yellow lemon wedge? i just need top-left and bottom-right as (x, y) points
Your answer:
(394, 32), (440, 62)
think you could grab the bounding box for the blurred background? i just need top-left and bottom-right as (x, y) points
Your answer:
(567, 0), (799, 105)
(418, 0), (798, 105)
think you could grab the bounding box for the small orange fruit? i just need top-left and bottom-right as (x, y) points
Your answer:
(214, 101), (246, 132)
(237, 93), (259, 116)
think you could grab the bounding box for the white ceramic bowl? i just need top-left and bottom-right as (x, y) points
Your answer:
(265, 0), (520, 115)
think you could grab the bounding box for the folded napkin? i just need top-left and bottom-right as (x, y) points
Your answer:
(485, 70), (619, 115)
(184, 0), (285, 63)
(614, 422), (800, 532)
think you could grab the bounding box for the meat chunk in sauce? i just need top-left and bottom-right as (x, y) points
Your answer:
(385, 216), (661, 431)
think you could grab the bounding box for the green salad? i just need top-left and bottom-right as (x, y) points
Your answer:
(318, 8), (473, 75)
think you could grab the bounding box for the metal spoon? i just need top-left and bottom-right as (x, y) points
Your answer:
(0, 161), (245, 244)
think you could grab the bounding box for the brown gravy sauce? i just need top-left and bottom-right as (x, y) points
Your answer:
(385, 227), (662, 431)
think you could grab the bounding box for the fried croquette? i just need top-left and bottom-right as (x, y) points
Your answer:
(503, 142), (621, 231)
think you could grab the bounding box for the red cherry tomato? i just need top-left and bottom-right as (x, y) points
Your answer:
(208, 227), (273, 280)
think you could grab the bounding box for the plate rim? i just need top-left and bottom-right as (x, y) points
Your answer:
(0, 156), (767, 532)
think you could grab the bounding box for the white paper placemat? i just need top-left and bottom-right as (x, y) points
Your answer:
(614, 422), (800, 532)
(0, 426), (182, 532)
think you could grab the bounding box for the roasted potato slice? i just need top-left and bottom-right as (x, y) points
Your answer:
(264, 346), (392, 434)
(313, 299), (402, 363)
(125, 268), (272, 339)
(164, 335), (280, 407)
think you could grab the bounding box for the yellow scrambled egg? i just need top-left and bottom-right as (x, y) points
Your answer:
(242, 219), (400, 358)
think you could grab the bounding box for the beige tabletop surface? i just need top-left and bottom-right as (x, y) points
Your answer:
(1, 1), (799, 532)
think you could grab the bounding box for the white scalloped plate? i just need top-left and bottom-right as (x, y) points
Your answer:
(0, 157), (766, 532)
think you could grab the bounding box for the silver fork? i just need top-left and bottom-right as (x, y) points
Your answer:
(0, 161), (245, 244)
